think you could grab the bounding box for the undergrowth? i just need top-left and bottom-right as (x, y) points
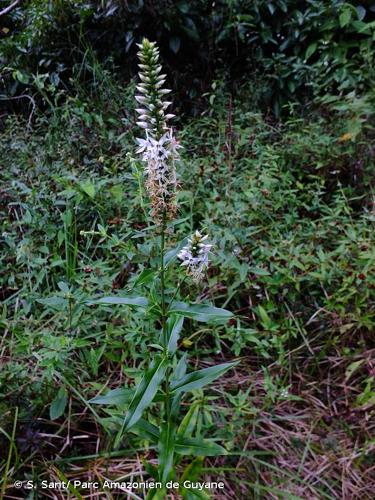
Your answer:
(0, 71), (374, 498)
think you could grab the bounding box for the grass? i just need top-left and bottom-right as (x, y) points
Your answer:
(0, 72), (374, 499)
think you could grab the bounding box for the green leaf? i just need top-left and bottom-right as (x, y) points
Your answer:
(339, 8), (351, 27)
(178, 457), (206, 500)
(132, 419), (160, 442)
(171, 361), (238, 395)
(182, 488), (211, 500)
(89, 387), (134, 405)
(57, 281), (70, 294)
(50, 387), (68, 420)
(143, 459), (159, 481)
(133, 269), (157, 287)
(175, 437), (227, 456)
(166, 315), (184, 354)
(158, 423), (176, 482)
(305, 43), (317, 60)
(80, 180), (96, 199)
(37, 296), (67, 309)
(257, 305), (272, 328)
(345, 359), (365, 381)
(109, 185), (123, 203)
(169, 302), (233, 323)
(89, 295), (148, 308)
(115, 357), (168, 446)
(180, 458), (209, 499)
(172, 353), (188, 382)
(146, 488), (168, 500)
(177, 402), (200, 437)
(170, 354), (187, 419)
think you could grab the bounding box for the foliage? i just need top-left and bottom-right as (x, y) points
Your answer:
(1, 0), (375, 115)
(1, 54), (374, 495)
(0, 6), (374, 496)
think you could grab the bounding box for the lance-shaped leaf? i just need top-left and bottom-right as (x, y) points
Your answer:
(172, 353), (188, 382)
(179, 458), (209, 500)
(89, 387), (134, 406)
(50, 387), (68, 420)
(169, 353), (188, 419)
(171, 361), (238, 395)
(132, 269), (157, 288)
(169, 302), (233, 323)
(177, 402), (200, 438)
(162, 314), (184, 353)
(175, 437), (227, 456)
(115, 357), (168, 446)
(146, 488), (168, 500)
(132, 419), (160, 443)
(88, 295), (148, 308)
(158, 422), (176, 482)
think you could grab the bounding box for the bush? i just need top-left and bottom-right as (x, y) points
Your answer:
(1, 0), (374, 116)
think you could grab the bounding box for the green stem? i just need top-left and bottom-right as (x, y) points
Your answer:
(160, 211), (171, 426)
(160, 211), (167, 347)
(166, 276), (187, 314)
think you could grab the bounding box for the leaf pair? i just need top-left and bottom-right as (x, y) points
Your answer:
(114, 357), (237, 447)
(90, 295), (233, 325)
(114, 356), (168, 448)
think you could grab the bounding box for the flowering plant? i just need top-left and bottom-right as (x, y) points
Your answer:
(90, 39), (237, 497)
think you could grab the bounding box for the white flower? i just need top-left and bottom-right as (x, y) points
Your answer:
(135, 38), (181, 220)
(178, 231), (212, 283)
(136, 130), (180, 187)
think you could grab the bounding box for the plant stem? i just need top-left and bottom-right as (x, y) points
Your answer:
(166, 275), (187, 314)
(160, 211), (167, 346)
(160, 211), (171, 425)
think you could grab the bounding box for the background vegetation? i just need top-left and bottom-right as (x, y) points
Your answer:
(1, 0), (374, 498)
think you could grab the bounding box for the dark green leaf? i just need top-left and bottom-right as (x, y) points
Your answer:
(305, 43), (317, 60)
(158, 423), (176, 482)
(38, 296), (67, 309)
(133, 269), (157, 287)
(89, 295), (148, 307)
(80, 180), (96, 198)
(172, 353), (188, 382)
(177, 402), (200, 437)
(146, 488), (168, 500)
(175, 437), (227, 456)
(166, 315), (184, 353)
(171, 362), (238, 394)
(143, 460), (159, 481)
(132, 419), (160, 442)
(115, 357), (168, 445)
(89, 387), (134, 405)
(339, 9), (351, 27)
(169, 302), (233, 323)
(50, 387), (68, 420)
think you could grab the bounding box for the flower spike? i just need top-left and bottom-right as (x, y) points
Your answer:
(178, 231), (213, 283)
(135, 38), (180, 220)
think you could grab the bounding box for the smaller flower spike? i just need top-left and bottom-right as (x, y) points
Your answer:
(135, 38), (180, 220)
(135, 39), (173, 138)
(178, 231), (213, 283)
